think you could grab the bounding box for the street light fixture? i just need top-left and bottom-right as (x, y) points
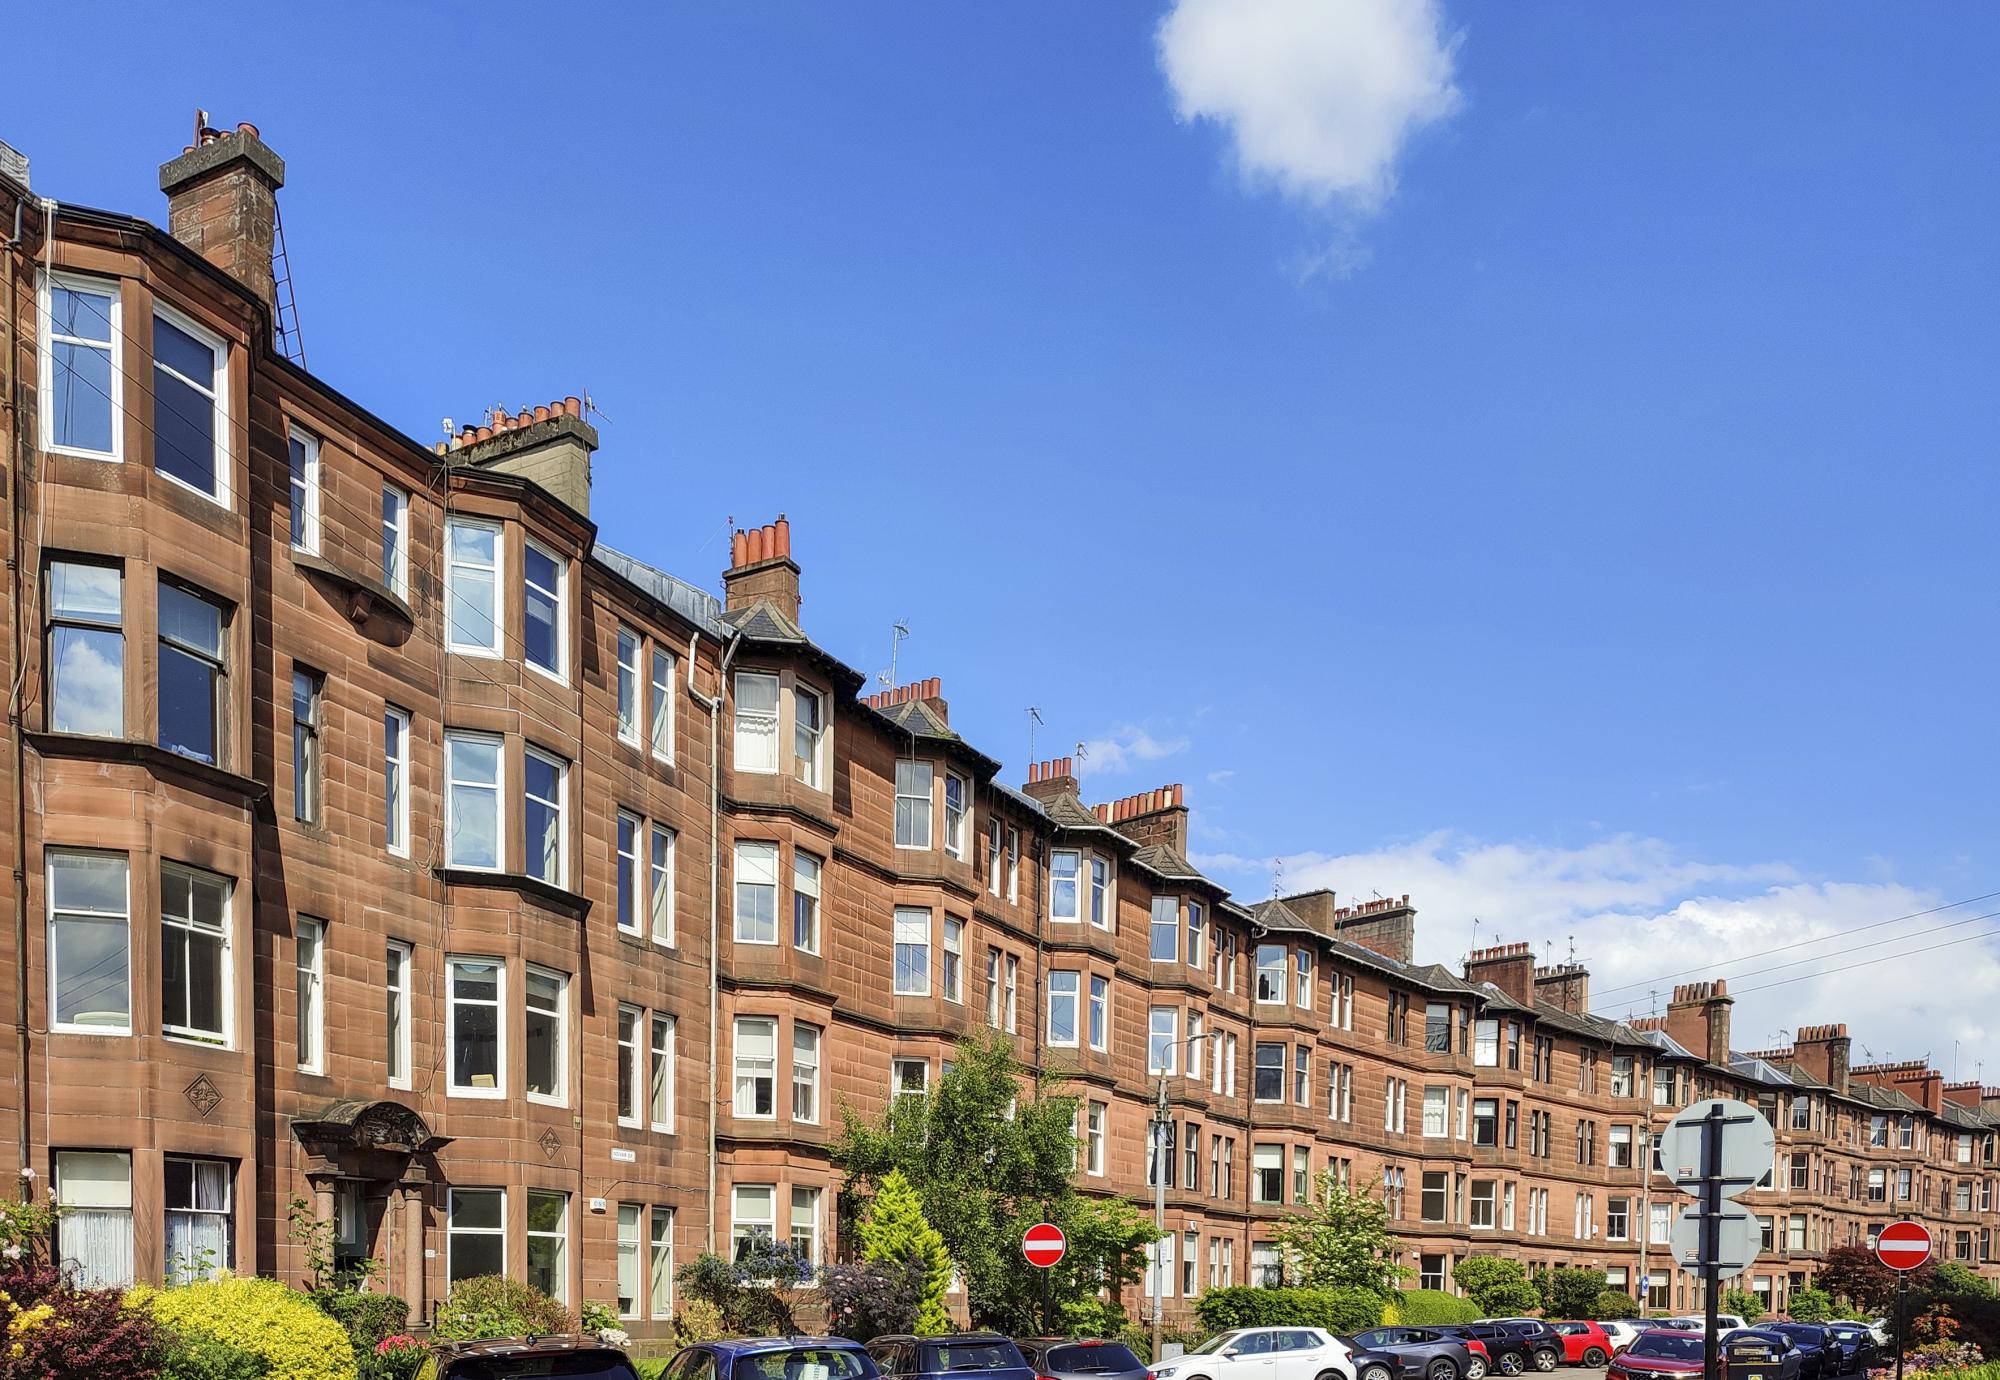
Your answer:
(1148, 1030), (1219, 1363)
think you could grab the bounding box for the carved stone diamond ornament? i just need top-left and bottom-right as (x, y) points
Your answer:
(184, 1074), (221, 1117)
(539, 1127), (562, 1160)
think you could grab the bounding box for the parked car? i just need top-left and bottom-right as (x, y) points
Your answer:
(660, 1340), (882, 1380)
(1716, 1330), (1807, 1380)
(1594, 1323), (1641, 1355)
(869, 1335), (1036, 1380)
(1013, 1340), (1151, 1380)
(1346, 1327), (1476, 1380)
(1763, 1325), (1838, 1380)
(1432, 1325), (1559, 1377)
(1668, 1315), (1750, 1340)
(1547, 1324), (1615, 1368)
(417, 1336), (645, 1380)
(1606, 1333), (1708, 1380)
(1149, 1327), (1356, 1380)
(1818, 1323), (1879, 1376)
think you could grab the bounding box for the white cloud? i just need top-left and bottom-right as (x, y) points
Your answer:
(1201, 831), (2000, 1064)
(1076, 725), (1190, 779)
(1206, 768), (1236, 786)
(1156, 0), (1462, 215)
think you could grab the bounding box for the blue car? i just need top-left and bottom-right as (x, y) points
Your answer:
(659, 1339), (883, 1380)
(867, 1334), (1038, 1380)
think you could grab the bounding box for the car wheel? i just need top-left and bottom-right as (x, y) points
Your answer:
(1317, 1369), (1348, 1380)
(1362, 1365), (1394, 1380)
(1498, 1354), (1525, 1377)
(1465, 1359), (1488, 1380)
(1427, 1360), (1459, 1380)
(1582, 1350), (1607, 1368)
(1533, 1350), (1560, 1373)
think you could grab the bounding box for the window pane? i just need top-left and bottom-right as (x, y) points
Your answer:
(50, 852), (130, 1030)
(523, 545), (563, 673)
(152, 317), (219, 495)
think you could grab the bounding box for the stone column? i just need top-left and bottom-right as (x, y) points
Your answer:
(399, 1175), (429, 1326)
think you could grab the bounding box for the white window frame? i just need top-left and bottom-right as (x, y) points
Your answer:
(733, 1015), (778, 1120)
(792, 1021), (821, 1124)
(54, 1149), (134, 1288)
(650, 647), (677, 763)
(287, 425), (321, 554)
(1049, 849), (1080, 923)
(1150, 896), (1178, 962)
(614, 625), (642, 740)
(164, 1153), (232, 1282)
(47, 849), (132, 1037)
(794, 685), (825, 788)
(444, 730), (504, 872)
(381, 484), (410, 598)
(733, 671), (780, 773)
(791, 1186), (822, 1268)
(617, 1003), (644, 1127)
(525, 964), (568, 1107)
(1048, 970), (1080, 1047)
(650, 1012), (677, 1132)
(150, 303), (229, 505)
(44, 558), (126, 740)
(792, 851), (821, 954)
(1149, 1006), (1180, 1076)
(730, 1184), (776, 1260)
(523, 538), (568, 682)
(522, 746), (568, 887)
(894, 759), (934, 850)
(296, 916), (325, 1073)
(893, 907), (931, 995)
(386, 940), (412, 1089)
(943, 773), (969, 858)
(448, 1187), (506, 1283)
(616, 810), (645, 935)
(651, 824), (678, 947)
(160, 859), (232, 1047)
(1089, 855), (1112, 929)
(734, 840), (780, 945)
(384, 706), (411, 857)
(39, 270), (123, 462)
(942, 916), (964, 1003)
(1294, 948), (1314, 1008)
(1007, 827), (1020, 903)
(891, 1056), (930, 1098)
(446, 956), (506, 1098)
(1088, 975), (1109, 1052)
(617, 1202), (643, 1319)
(444, 516), (504, 656)
(649, 1206), (675, 1320)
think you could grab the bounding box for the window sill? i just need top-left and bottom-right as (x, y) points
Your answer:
(292, 551), (416, 637)
(27, 731), (266, 805)
(434, 867), (593, 920)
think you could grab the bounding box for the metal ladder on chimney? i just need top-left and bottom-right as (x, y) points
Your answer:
(271, 199), (306, 367)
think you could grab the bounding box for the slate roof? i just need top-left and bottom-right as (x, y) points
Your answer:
(1850, 1082), (1927, 1114)
(1039, 790), (1124, 837)
(591, 544), (725, 635)
(1729, 1052), (1797, 1087)
(1637, 1028), (1702, 1061)
(1129, 843), (1207, 883)
(868, 697), (1002, 775)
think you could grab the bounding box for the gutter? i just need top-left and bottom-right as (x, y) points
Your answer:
(688, 626), (741, 1252)
(4, 192), (34, 1188)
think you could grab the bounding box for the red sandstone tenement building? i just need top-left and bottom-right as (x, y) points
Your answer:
(0, 127), (1995, 1335)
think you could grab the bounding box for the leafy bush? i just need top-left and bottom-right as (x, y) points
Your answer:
(1, 1262), (167, 1380)
(1590, 1292), (1636, 1322)
(1540, 1269), (1607, 1321)
(311, 1290), (411, 1358)
(823, 1256), (927, 1343)
(1785, 1289), (1833, 1323)
(1483, 1284), (1544, 1318)
(1455, 1258), (1533, 1315)
(368, 1336), (429, 1380)
(1723, 1289), (1765, 1323)
(1195, 1286), (1386, 1334)
(433, 1275), (574, 1342)
(157, 1329), (270, 1380)
(1394, 1290), (1482, 1326)
(132, 1275), (355, 1380)
(676, 1246), (809, 1335)
(859, 1171), (953, 1334)
(672, 1298), (728, 1345)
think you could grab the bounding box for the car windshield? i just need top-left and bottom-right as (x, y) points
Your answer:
(447, 1353), (641, 1380)
(1629, 1336), (1704, 1362)
(925, 1342), (1025, 1373)
(737, 1349), (877, 1380)
(1188, 1333), (1245, 1357)
(1045, 1346), (1144, 1373)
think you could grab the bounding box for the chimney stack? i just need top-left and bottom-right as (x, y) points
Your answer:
(1464, 942), (1537, 1005)
(1022, 757), (1079, 804)
(1091, 783), (1189, 855)
(1285, 891), (1417, 964)
(723, 517), (801, 624)
(1534, 961), (1591, 1015)
(160, 118), (284, 313)
(440, 397), (598, 515)
(1792, 1024), (1851, 1095)
(1665, 980), (1733, 1064)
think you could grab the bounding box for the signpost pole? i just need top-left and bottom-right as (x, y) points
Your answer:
(1895, 1268), (1907, 1380)
(1701, 1101), (1724, 1380)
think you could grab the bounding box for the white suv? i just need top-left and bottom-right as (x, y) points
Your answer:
(1668, 1315), (1749, 1339)
(1153, 1329), (1355, 1380)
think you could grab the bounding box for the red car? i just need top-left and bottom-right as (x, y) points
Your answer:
(1549, 1324), (1616, 1368)
(1606, 1332), (1707, 1380)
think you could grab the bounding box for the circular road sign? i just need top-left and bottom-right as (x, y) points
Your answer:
(1023, 1222), (1067, 1269)
(1655, 1098), (1776, 1196)
(1875, 1220), (1933, 1272)
(1668, 1201), (1760, 1277)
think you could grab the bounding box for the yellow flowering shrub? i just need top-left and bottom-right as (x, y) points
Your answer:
(131, 1275), (357, 1380)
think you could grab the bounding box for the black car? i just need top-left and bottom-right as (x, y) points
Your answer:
(1763, 1326), (1835, 1380)
(869, 1334), (1038, 1380)
(1014, 1340), (1151, 1380)
(1347, 1327), (1476, 1380)
(1819, 1324), (1879, 1376)
(658, 1340), (882, 1380)
(1718, 1331), (1806, 1380)
(1434, 1325), (1559, 1376)
(418, 1336), (643, 1380)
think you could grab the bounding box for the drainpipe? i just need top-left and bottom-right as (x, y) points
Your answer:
(4, 192), (33, 1189)
(688, 627), (740, 1253)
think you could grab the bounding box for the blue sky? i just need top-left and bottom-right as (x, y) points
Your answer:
(12, 2), (1997, 1056)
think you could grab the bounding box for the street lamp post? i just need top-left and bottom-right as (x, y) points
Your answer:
(1149, 1032), (1215, 1364)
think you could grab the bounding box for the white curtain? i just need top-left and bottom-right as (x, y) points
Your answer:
(61, 1209), (134, 1289)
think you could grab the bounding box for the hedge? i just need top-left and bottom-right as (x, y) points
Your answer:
(1391, 1290), (1482, 1326)
(1195, 1286), (1387, 1334)
(132, 1275), (357, 1380)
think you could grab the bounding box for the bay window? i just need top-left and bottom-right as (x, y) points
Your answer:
(39, 273), (119, 459)
(792, 851), (820, 952)
(444, 517), (501, 654)
(793, 686), (824, 786)
(733, 1017), (777, 1118)
(1150, 896), (1177, 961)
(792, 1022), (820, 1123)
(48, 849), (130, 1034)
(733, 841), (778, 944)
(45, 560), (124, 737)
(524, 966), (566, 1103)
(444, 731), (502, 870)
(151, 308), (226, 501)
(447, 958), (503, 1094)
(733, 672), (779, 771)
(1256, 945), (1285, 1003)
(522, 748), (566, 885)
(1048, 971), (1079, 1046)
(160, 860), (230, 1044)
(157, 581), (225, 765)
(894, 760), (933, 848)
(893, 907), (930, 994)
(943, 773), (967, 857)
(1149, 1007), (1180, 1075)
(1050, 850), (1079, 922)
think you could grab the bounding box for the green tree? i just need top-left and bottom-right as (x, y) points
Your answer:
(860, 1169), (954, 1334)
(1455, 1257), (1535, 1315)
(1723, 1289), (1765, 1323)
(1591, 1291), (1636, 1322)
(1541, 1268), (1607, 1320)
(834, 1030), (1157, 1333)
(1787, 1289), (1834, 1323)
(1267, 1169), (1404, 1294)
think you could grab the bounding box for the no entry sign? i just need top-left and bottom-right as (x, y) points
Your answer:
(1022, 1222), (1067, 1269)
(1875, 1220), (1933, 1272)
